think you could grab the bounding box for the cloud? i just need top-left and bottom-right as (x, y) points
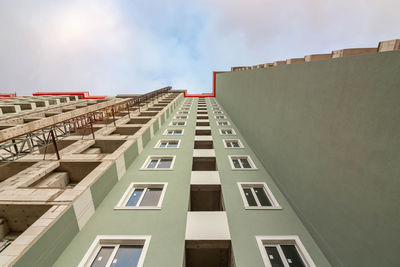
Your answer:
(0, 0), (399, 96)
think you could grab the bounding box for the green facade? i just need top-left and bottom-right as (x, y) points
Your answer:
(216, 51), (400, 267)
(51, 95), (329, 266)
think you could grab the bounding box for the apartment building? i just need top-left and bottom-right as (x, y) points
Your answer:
(0, 38), (398, 267)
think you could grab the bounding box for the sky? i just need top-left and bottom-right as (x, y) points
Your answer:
(0, 0), (399, 96)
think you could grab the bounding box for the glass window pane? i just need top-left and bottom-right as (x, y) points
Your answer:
(243, 188), (257, 206)
(159, 142), (167, 148)
(254, 187), (272, 206)
(139, 188), (162, 206)
(281, 245), (306, 267)
(240, 158), (252, 168)
(232, 141), (240, 148)
(232, 159), (241, 168)
(111, 245), (143, 267)
(158, 158), (172, 168)
(265, 246), (285, 267)
(147, 159), (158, 168)
(168, 142), (178, 148)
(126, 189), (143, 206)
(91, 246), (114, 267)
(226, 142), (232, 148)
(167, 131), (173, 135)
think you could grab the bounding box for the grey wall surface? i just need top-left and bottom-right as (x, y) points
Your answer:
(216, 51), (400, 267)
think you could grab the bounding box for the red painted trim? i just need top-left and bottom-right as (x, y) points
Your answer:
(184, 71), (220, 98)
(0, 93), (16, 97)
(33, 91), (106, 99)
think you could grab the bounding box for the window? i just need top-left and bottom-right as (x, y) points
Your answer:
(169, 121), (186, 126)
(179, 108), (190, 111)
(213, 111), (223, 114)
(228, 155), (257, 169)
(174, 115), (187, 119)
(223, 139), (243, 148)
(116, 183), (167, 209)
(215, 115), (226, 119)
(164, 129), (184, 135)
(78, 235), (150, 267)
(155, 140), (180, 148)
(217, 121), (230, 126)
(178, 111), (189, 115)
(141, 156), (176, 170)
(237, 183), (280, 209)
(256, 236), (316, 267)
(219, 129), (236, 135)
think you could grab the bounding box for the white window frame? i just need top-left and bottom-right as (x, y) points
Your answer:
(78, 235), (151, 267)
(115, 182), (168, 209)
(217, 121), (230, 126)
(214, 115), (226, 119)
(169, 121), (187, 126)
(173, 115), (188, 120)
(179, 107), (190, 111)
(140, 156), (176, 170)
(228, 155), (257, 170)
(255, 236), (316, 267)
(213, 110), (224, 114)
(177, 111), (189, 115)
(223, 139), (244, 148)
(154, 139), (181, 149)
(237, 182), (281, 209)
(163, 129), (184, 135)
(219, 128), (236, 135)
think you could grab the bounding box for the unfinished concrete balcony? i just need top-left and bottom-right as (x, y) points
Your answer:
(44, 111), (62, 117)
(0, 124), (18, 131)
(74, 126), (103, 136)
(0, 105), (21, 114)
(138, 111), (158, 117)
(23, 117), (42, 123)
(0, 162), (38, 183)
(0, 204), (51, 248)
(153, 103), (168, 107)
(147, 107), (164, 111)
(108, 126), (141, 136)
(38, 140), (78, 154)
(158, 100), (172, 104)
(27, 161), (101, 189)
(0, 204), (68, 265)
(79, 140), (126, 155)
(93, 117), (122, 125)
(0, 160), (102, 192)
(125, 117), (151, 125)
